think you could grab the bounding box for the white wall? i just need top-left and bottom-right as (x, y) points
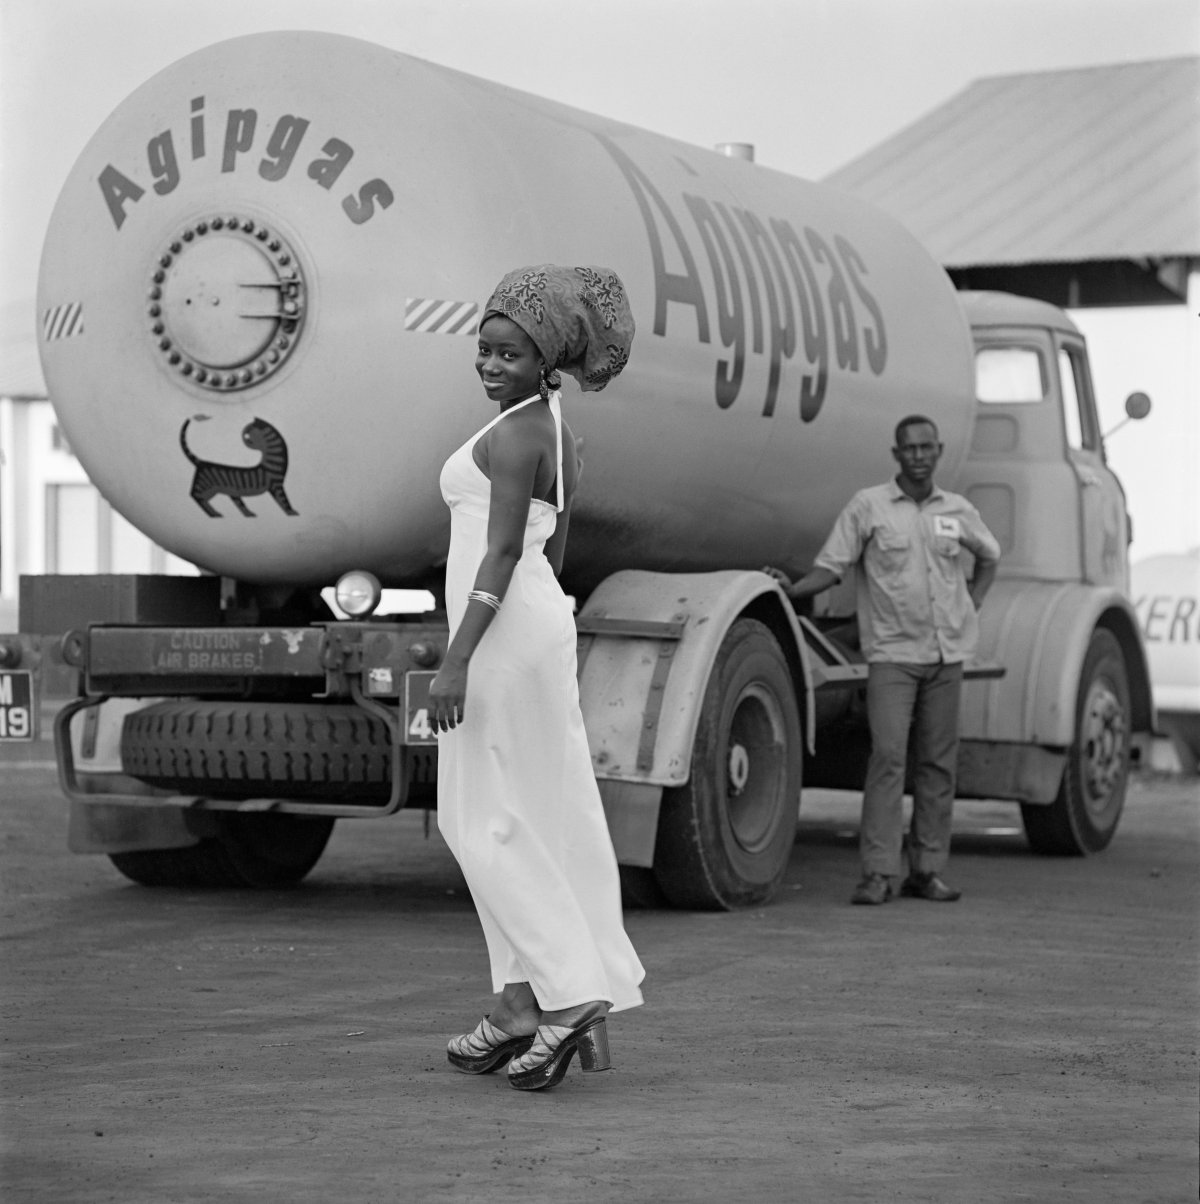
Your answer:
(0, 396), (197, 630)
(1070, 270), (1200, 563)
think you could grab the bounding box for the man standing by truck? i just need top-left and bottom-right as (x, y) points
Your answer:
(767, 415), (1000, 905)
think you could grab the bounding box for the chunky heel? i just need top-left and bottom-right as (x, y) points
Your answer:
(576, 1019), (611, 1072)
(507, 1002), (611, 1091)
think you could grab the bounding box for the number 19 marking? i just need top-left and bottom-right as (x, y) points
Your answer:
(0, 707), (30, 739)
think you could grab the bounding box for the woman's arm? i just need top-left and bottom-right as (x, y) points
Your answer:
(428, 416), (547, 731)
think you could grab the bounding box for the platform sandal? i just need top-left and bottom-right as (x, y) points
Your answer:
(507, 1003), (611, 1092)
(446, 1016), (534, 1074)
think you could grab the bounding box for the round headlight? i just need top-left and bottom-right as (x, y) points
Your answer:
(334, 570), (382, 618)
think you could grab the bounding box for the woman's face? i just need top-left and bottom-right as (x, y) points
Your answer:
(476, 315), (544, 406)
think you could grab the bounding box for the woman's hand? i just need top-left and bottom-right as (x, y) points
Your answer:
(429, 656), (469, 731)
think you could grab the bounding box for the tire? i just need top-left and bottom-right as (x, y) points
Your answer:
(653, 619), (802, 910)
(1021, 628), (1130, 855)
(121, 700), (392, 801)
(109, 813), (335, 888)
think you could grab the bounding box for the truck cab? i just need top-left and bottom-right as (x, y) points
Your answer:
(944, 291), (1152, 850)
(957, 291), (1131, 592)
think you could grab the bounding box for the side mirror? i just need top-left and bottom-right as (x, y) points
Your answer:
(1124, 392), (1151, 420)
(1103, 392), (1151, 439)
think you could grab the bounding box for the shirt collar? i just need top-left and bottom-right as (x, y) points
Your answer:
(887, 476), (944, 504)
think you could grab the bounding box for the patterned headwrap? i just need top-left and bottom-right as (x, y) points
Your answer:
(482, 265), (635, 392)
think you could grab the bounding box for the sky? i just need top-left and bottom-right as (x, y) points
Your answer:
(2, 0), (1196, 336)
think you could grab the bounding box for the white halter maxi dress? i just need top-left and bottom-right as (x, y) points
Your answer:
(436, 392), (645, 1013)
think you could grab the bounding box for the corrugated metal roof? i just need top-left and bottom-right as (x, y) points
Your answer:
(823, 58), (1200, 267)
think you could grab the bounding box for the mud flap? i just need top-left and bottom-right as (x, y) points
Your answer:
(597, 780), (662, 868)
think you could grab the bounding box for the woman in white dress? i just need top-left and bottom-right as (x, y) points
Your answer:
(430, 265), (644, 1092)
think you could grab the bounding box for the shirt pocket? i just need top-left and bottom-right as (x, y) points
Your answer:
(932, 515), (962, 561)
(873, 530), (910, 575)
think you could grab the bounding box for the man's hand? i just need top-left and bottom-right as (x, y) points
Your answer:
(777, 565), (840, 603)
(969, 559), (999, 611)
(761, 566), (792, 591)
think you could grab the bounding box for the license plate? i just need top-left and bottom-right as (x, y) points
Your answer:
(0, 670), (35, 741)
(404, 670), (438, 744)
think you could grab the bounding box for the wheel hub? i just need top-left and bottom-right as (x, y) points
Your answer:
(1082, 682), (1126, 807)
(727, 743), (751, 793)
(725, 685), (787, 853)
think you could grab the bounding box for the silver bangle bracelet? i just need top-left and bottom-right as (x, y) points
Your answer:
(467, 590), (502, 612)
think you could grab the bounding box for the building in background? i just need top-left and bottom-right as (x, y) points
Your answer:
(824, 56), (1200, 772)
(824, 57), (1200, 564)
(0, 306), (195, 631)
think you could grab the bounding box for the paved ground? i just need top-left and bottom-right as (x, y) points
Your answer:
(1, 760), (1196, 1203)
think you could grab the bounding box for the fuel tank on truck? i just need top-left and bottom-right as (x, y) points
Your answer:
(38, 31), (976, 594)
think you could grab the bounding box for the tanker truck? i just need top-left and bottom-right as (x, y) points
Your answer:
(1, 32), (1154, 908)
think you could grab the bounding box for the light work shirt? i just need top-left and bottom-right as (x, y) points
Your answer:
(814, 479), (1001, 665)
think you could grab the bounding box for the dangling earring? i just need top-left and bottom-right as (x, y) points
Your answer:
(538, 369), (550, 402)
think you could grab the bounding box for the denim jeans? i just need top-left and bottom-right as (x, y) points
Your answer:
(860, 660), (964, 879)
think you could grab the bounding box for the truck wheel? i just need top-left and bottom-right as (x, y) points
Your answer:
(121, 701), (391, 800)
(1021, 628), (1130, 855)
(653, 619), (801, 910)
(109, 813), (335, 888)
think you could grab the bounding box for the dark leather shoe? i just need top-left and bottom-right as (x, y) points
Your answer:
(851, 874), (893, 905)
(900, 872), (962, 902)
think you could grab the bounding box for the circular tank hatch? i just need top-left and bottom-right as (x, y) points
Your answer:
(147, 216), (306, 391)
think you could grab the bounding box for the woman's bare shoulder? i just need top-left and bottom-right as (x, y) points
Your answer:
(487, 404), (554, 461)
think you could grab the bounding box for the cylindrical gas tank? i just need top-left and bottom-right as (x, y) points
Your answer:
(38, 31), (975, 591)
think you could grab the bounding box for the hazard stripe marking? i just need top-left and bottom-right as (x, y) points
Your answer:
(405, 298), (479, 336)
(43, 303), (85, 341)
